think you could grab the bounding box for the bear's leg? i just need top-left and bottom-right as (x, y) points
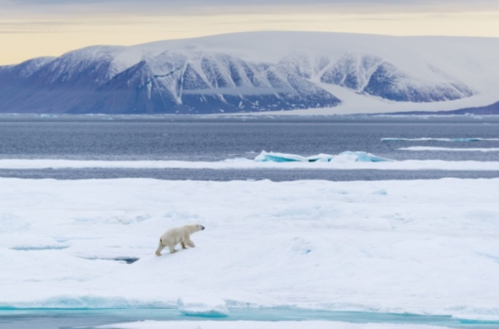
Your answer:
(185, 238), (195, 248)
(155, 240), (165, 256)
(181, 241), (187, 249)
(168, 244), (177, 254)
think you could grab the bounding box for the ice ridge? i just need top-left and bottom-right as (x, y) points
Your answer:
(254, 151), (391, 163)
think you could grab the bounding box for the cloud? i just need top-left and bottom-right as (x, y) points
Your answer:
(4, 0), (499, 17)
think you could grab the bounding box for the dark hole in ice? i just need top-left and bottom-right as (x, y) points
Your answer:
(10, 245), (69, 251)
(83, 257), (139, 264)
(113, 257), (139, 264)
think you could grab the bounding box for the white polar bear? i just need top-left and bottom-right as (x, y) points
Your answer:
(155, 224), (205, 256)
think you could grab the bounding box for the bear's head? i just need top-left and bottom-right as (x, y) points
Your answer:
(185, 224), (205, 234)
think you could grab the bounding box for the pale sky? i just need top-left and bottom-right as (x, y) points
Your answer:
(1, 0), (499, 65)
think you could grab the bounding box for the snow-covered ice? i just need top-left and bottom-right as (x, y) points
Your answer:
(177, 296), (229, 317)
(1, 177), (499, 321)
(98, 321), (453, 329)
(400, 147), (499, 152)
(381, 138), (499, 142)
(2, 156), (499, 170)
(254, 151), (390, 163)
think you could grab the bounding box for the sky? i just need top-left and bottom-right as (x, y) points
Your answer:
(1, 0), (499, 65)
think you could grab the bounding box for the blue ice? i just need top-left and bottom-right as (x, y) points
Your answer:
(254, 151), (391, 163)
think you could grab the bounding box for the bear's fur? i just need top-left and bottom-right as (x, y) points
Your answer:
(155, 224), (205, 256)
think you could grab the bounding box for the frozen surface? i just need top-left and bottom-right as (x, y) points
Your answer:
(381, 138), (499, 142)
(98, 320), (452, 329)
(1, 157), (499, 171)
(1, 178), (499, 320)
(254, 151), (390, 163)
(177, 296), (229, 317)
(400, 147), (499, 152)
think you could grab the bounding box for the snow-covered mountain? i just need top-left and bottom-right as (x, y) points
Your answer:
(0, 32), (498, 114)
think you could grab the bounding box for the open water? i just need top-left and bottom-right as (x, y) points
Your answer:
(1, 308), (499, 329)
(0, 115), (499, 181)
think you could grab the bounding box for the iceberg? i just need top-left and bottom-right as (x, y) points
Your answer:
(254, 151), (313, 162)
(177, 296), (229, 317)
(333, 151), (391, 163)
(254, 151), (391, 163)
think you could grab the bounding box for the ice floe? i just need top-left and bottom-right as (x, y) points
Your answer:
(400, 147), (499, 152)
(177, 296), (229, 317)
(254, 151), (391, 163)
(97, 320), (454, 329)
(382, 137), (499, 142)
(1, 178), (499, 320)
(1, 156), (499, 171)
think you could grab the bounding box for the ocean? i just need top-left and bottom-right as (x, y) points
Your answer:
(2, 115), (499, 329)
(1, 115), (498, 181)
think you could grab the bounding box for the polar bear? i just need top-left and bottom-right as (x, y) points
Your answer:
(155, 224), (205, 256)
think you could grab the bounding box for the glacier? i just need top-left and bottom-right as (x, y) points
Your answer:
(1, 32), (499, 115)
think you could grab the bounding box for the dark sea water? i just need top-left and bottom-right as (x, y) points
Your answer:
(1, 115), (499, 181)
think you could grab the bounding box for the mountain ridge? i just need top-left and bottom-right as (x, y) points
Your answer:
(0, 32), (498, 115)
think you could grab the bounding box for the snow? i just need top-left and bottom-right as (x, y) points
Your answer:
(1, 157), (499, 171)
(98, 320), (451, 329)
(381, 138), (499, 142)
(177, 296), (229, 317)
(400, 147), (499, 152)
(1, 177), (499, 321)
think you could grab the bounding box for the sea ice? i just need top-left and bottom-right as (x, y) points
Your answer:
(97, 320), (453, 329)
(400, 146), (499, 152)
(1, 178), (499, 320)
(254, 151), (390, 163)
(381, 137), (499, 142)
(332, 151), (391, 163)
(2, 156), (499, 171)
(177, 296), (229, 317)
